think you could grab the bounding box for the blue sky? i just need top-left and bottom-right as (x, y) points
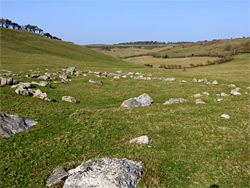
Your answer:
(1, 1), (249, 44)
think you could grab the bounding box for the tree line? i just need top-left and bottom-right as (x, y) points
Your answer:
(0, 18), (61, 40)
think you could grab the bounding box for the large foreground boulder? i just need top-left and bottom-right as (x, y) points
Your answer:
(64, 158), (144, 188)
(46, 168), (69, 187)
(121, 93), (153, 107)
(0, 112), (38, 138)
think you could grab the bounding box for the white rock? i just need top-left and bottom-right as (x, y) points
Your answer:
(212, 80), (218, 84)
(129, 135), (150, 144)
(228, 84), (236, 87)
(202, 92), (210, 96)
(217, 98), (223, 102)
(221, 114), (230, 119)
(195, 99), (206, 104)
(62, 96), (77, 103)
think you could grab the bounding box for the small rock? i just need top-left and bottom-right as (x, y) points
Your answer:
(228, 84), (236, 87)
(212, 80), (218, 84)
(193, 78), (197, 82)
(220, 92), (228, 97)
(62, 96), (77, 103)
(202, 92), (210, 96)
(32, 81), (52, 87)
(121, 93), (153, 107)
(192, 93), (202, 98)
(76, 71), (82, 76)
(129, 135), (150, 144)
(217, 98), (223, 102)
(38, 75), (49, 80)
(221, 114), (230, 119)
(46, 168), (68, 187)
(0, 78), (7, 85)
(122, 75), (127, 78)
(114, 75), (121, 79)
(195, 99), (206, 104)
(230, 89), (241, 96)
(11, 83), (35, 88)
(164, 98), (187, 104)
(15, 87), (30, 96)
(66, 67), (75, 74)
(89, 79), (102, 85)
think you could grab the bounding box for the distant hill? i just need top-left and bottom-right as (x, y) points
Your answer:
(0, 28), (136, 72)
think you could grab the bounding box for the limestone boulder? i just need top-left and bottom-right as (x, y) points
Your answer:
(62, 96), (77, 103)
(46, 168), (69, 187)
(0, 112), (38, 138)
(64, 158), (144, 188)
(121, 93), (153, 107)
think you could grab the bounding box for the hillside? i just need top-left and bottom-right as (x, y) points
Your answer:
(0, 28), (249, 188)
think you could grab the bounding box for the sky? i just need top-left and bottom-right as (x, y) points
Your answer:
(1, 0), (249, 45)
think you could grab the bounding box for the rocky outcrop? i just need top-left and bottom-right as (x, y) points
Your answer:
(121, 93), (153, 107)
(0, 112), (38, 138)
(62, 96), (78, 103)
(129, 135), (150, 144)
(164, 98), (187, 104)
(64, 158), (144, 188)
(46, 168), (69, 187)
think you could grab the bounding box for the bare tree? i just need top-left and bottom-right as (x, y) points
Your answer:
(0, 18), (6, 27)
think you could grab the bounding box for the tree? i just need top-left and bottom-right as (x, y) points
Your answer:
(0, 18), (6, 27)
(38, 28), (43, 34)
(5, 19), (12, 28)
(44, 32), (52, 39)
(12, 22), (18, 29)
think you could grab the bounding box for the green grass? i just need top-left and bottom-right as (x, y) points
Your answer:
(0, 28), (249, 188)
(125, 56), (219, 67)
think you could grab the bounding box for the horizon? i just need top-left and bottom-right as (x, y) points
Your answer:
(1, 0), (249, 45)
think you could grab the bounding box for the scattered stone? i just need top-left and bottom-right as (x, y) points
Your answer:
(192, 93), (202, 98)
(230, 89), (241, 96)
(212, 80), (218, 84)
(64, 158), (144, 188)
(228, 84), (236, 87)
(66, 67), (75, 74)
(121, 93), (153, 107)
(59, 75), (68, 81)
(0, 112), (38, 138)
(76, 71), (82, 76)
(193, 78), (197, 82)
(15, 87), (30, 96)
(94, 71), (101, 75)
(221, 114), (230, 119)
(11, 83), (35, 88)
(202, 92), (210, 96)
(217, 98), (223, 102)
(13, 80), (20, 85)
(62, 96), (77, 103)
(122, 75), (127, 78)
(33, 89), (52, 101)
(89, 79), (102, 85)
(45, 72), (55, 77)
(179, 80), (187, 83)
(195, 99), (206, 104)
(32, 81), (52, 87)
(220, 92), (228, 97)
(83, 74), (88, 77)
(116, 71), (122, 74)
(30, 74), (40, 78)
(46, 168), (69, 187)
(38, 75), (49, 80)
(129, 135), (150, 144)
(114, 75), (121, 79)
(0, 78), (7, 85)
(246, 87), (250, 90)
(164, 98), (187, 104)
(161, 77), (175, 81)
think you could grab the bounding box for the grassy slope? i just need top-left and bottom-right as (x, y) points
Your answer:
(0, 28), (249, 188)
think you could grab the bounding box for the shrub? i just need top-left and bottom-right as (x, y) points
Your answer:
(159, 64), (166, 68)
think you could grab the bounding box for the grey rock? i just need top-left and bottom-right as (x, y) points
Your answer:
(114, 75), (121, 79)
(193, 78), (197, 82)
(76, 71), (82, 76)
(121, 93), (153, 107)
(11, 83), (35, 88)
(89, 79), (102, 85)
(220, 92), (228, 97)
(13, 80), (20, 84)
(129, 135), (150, 144)
(46, 168), (69, 187)
(15, 87), (30, 96)
(230, 89), (241, 96)
(38, 75), (49, 80)
(217, 98), (223, 102)
(33, 89), (52, 101)
(164, 98), (187, 104)
(64, 158), (144, 188)
(202, 92), (210, 96)
(0, 112), (38, 138)
(228, 84), (236, 87)
(32, 81), (52, 87)
(1, 78), (7, 85)
(66, 67), (75, 74)
(62, 96), (77, 103)
(221, 114), (230, 119)
(30, 74), (40, 78)
(195, 99), (206, 104)
(212, 80), (218, 84)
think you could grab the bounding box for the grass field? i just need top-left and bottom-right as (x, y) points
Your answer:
(0, 28), (249, 188)
(125, 56), (220, 68)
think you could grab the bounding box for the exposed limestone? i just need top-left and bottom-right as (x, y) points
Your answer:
(121, 93), (153, 107)
(164, 98), (187, 104)
(62, 96), (78, 103)
(193, 78), (197, 82)
(46, 168), (69, 187)
(195, 99), (206, 104)
(221, 114), (230, 119)
(129, 135), (150, 144)
(66, 67), (75, 74)
(202, 92), (210, 96)
(64, 158), (144, 188)
(89, 79), (102, 85)
(32, 81), (52, 87)
(0, 112), (38, 138)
